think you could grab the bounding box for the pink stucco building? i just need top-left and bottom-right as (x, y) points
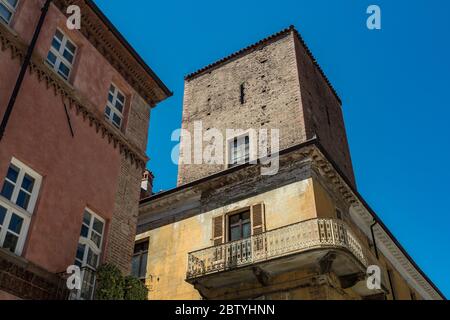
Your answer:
(0, 0), (171, 299)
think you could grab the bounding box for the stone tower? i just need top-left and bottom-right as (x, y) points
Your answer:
(178, 26), (355, 188)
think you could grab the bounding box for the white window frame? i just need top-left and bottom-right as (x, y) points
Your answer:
(226, 131), (257, 168)
(72, 208), (105, 300)
(0, 157), (42, 256)
(46, 29), (77, 81)
(104, 83), (126, 129)
(0, 0), (19, 25)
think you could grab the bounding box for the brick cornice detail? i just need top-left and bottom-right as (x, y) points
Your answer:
(0, 23), (147, 169)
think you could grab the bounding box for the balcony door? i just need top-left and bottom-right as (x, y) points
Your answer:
(227, 211), (252, 267)
(228, 211), (251, 242)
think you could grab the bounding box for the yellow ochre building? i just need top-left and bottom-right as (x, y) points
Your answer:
(133, 26), (444, 300)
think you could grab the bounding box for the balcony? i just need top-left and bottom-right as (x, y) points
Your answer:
(187, 218), (383, 297)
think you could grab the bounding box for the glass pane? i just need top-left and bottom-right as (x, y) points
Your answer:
(92, 218), (103, 235)
(86, 249), (98, 268)
(55, 30), (64, 41)
(83, 211), (91, 225)
(241, 212), (250, 221)
(3, 233), (19, 252)
(115, 100), (124, 113)
(140, 254), (148, 278)
(1, 180), (14, 200)
(105, 106), (111, 118)
(112, 113), (122, 128)
(21, 174), (35, 193)
(6, 165), (19, 183)
(229, 214), (240, 225)
(65, 41), (76, 54)
(134, 241), (149, 254)
(51, 38), (61, 51)
(117, 92), (125, 104)
(0, 205), (6, 225)
(58, 62), (70, 79)
(242, 223), (251, 239)
(6, 0), (18, 8)
(230, 226), (241, 241)
(0, 4), (12, 23)
(76, 243), (86, 261)
(108, 93), (113, 103)
(47, 51), (57, 66)
(80, 224), (89, 238)
(80, 271), (94, 300)
(90, 231), (101, 248)
(131, 255), (140, 277)
(16, 191), (31, 210)
(63, 49), (74, 63)
(109, 85), (116, 94)
(8, 214), (23, 234)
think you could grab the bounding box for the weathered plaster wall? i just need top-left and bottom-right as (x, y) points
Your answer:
(144, 178), (317, 300)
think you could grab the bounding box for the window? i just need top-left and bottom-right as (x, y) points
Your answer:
(0, 0), (18, 24)
(131, 240), (148, 280)
(240, 83), (245, 105)
(73, 209), (105, 300)
(104, 84), (125, 129)
(46, 29), (76, 80)
(228, 135), (250, 168)
(228, 211), (251, 242)
(0, 158), (41, 255)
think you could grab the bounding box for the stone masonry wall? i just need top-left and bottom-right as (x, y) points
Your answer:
(293, 36), (356, 187)
(178, 33), (306, 186)
(104, 158), (143, 274)
(178, 30), (355, 188)
(104, 93), (151, 274)
(126, 94), (152, 152)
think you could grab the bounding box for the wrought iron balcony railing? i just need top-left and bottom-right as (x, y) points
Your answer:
(187, 218), (373, 280)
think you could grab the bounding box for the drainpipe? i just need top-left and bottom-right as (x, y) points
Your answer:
(0, 0), (53, 142)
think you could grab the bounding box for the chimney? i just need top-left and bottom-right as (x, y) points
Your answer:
(141, 170), (154, 199)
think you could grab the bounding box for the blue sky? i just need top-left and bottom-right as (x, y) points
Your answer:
(94, 0), (450, 297)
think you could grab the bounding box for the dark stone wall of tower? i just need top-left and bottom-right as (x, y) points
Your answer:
(177, 30), (355, 188)
(293, 36), (356, 188)
(178, 33), (307, 186)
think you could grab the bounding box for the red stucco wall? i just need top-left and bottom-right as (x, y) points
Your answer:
(0, 0), (137, 273)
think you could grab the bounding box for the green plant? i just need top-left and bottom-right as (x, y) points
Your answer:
(123, 275), (148, 300)
(94, 264), (125, 300)
(93, 263), (148, 300)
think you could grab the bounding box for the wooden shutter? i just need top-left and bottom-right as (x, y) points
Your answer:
(251, 203), (265, 235)
(212, 216), (224, 246)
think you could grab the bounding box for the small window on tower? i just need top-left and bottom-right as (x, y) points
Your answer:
(240, 83), (245, 105)
(228, 134), (250, 168)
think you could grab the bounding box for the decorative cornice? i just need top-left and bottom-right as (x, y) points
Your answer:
(137, 139), (444, 300)
(52, 0), (172, 106)
(310, 146), (444, 300)
(0, 22), (147, 169)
